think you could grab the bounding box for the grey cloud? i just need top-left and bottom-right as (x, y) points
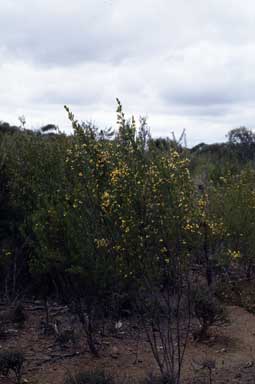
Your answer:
(1, 0), (255, 67)
(1, 0), (255, 145)
(32, 90), (99, 106)
(0, 1), (129, 66)
(163, 89), (236, 107)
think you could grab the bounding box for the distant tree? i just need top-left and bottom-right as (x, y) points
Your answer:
(227, 127), (255, 163)
(0, 122), (19, 135)
(148, 137), (181, 152)
(40, 124), (58, 133)
(190, 143), (206, 153)
(227, 127), (255, 146)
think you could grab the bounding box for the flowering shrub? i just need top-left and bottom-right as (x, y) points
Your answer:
(4, 101), (255, 381)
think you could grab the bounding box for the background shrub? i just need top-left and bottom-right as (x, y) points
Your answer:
(64, 370), (115, 384)
(192, 286), (226, 340)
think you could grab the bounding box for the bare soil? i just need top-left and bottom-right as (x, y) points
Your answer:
(1, 303), (255, 384)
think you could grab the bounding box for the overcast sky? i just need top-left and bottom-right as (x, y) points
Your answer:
(1, 0), (255, 146)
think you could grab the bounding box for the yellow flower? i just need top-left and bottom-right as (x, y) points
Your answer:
(94, 238), (109, 248)
(101, 191), (110, 210)
(227, 249), (241, 259)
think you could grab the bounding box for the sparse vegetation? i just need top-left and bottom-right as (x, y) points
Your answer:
(142, 372), (176, 384)
(64, 370), (115, 384)
(0, 351), (25, 383)
(192, 287), (226, 341)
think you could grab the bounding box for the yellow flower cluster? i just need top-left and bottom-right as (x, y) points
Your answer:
(96, 150), (111, 169)
(207, 221), (224, 236)
(94, 238), (109, 248)
(183, 221), (199, 233)
(227, 249), (241, 259)
(101, 191), (110, 210)
(120, 218), (130, 233)
(198, 196), (208, 210)
(110, 165), (129, 184)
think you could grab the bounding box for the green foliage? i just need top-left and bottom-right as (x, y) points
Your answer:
(212, 167), (255, 276)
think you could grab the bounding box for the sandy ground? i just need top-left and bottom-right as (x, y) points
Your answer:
(1, 305), (255, 383)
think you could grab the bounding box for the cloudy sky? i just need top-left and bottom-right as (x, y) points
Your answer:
(1, 0), (255, 146)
